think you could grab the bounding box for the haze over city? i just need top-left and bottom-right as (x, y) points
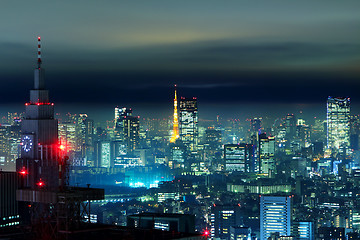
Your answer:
(1, 1), (360, 122)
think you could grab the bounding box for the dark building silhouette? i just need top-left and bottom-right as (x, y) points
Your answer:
(0, 171), (19, 229)
(127, 212), (195, 234)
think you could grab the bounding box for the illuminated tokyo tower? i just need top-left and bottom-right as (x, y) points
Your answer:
(170, 85), (179, 143)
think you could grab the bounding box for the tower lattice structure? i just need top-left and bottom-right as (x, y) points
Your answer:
(170, 86), (179, 143)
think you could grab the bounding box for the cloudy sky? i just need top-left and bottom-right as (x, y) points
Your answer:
(0, 1), (359, 119)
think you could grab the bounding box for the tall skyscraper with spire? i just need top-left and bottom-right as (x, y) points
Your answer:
(15, 37), (104, 239)
(170, 85), (179, 143)
(16, 36), (60, 190)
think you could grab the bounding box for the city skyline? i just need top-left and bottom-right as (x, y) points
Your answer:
(2, 2), (360, 239)
(0, 1), (360, 118)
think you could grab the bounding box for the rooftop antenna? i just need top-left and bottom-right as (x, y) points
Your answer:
(37, 36), (42, 68)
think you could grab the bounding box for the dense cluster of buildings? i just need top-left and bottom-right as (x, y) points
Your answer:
(1, 87), (359, 239)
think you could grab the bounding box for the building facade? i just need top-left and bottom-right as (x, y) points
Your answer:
(260, 196), (291, 240)
(179, 97), (198, 152)
(224, 144), (254, 172)
(114, 107), (140, 153)
(259, 133), (276, 176)
(327, 97), (350, 151)
(210, 205), (242, 240)
(0, 171), (19, 229)
(16, 37), (60, 190)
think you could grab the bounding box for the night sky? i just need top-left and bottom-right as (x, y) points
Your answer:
(1, 1), (360, 120)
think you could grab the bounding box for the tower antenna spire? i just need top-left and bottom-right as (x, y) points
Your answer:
(37, 36), (42, 68)
(170, 84), (179, 143)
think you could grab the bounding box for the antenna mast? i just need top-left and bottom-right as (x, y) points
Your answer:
(37, 36), (42, 68)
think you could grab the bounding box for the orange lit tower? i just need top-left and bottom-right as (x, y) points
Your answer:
(170, 85), (179, 143)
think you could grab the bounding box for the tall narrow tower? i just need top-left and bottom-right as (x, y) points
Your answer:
(17, 36), (59, 191)
(170, 85), (179, 143)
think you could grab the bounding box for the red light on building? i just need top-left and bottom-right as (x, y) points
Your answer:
(19, 169), (27, 176)
(59, 145), (65, 151)
(203, 230), (210, 237)
(37, 180), (45, 187)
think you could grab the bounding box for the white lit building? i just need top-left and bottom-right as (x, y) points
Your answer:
(327, 97), (350, 151)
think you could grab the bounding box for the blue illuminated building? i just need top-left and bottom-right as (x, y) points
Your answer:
(260, 196), (291, 239)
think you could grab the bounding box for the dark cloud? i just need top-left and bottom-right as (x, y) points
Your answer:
(0, 39), (359, 109)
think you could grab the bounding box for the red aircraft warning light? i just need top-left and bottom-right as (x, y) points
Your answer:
(37, 179), (45, 187)
(203, 229), (210, 238)
(19, 168), (27, 176)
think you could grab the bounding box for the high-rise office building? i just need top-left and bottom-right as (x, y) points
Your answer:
(260, 196), (291, 240)
(8, 125), (21, 171)
(0, 124), (21, 171)
(169, 142), (187, 169)
(204, 128), (222, 168)
(179, 97), (198, 151)
(95, 141), (112, 168)
(210, 205), (242, 240)
(292, 221), (314, 240)
(72, 114), (94, 165)
(0, 126), (10, 169)
(58, 122), (76, 152)
(76, 114), (94, 148)
(251, 118), (262, 134)
(327, 97), (350, 151)
(224, 144), (254, 172)
(115, 107), (132, 120)
(285, 114), (296, 140)
(296, 124), (311, 148)
(124, 116), (140, 152)
(114, 107), (140, 153)
(114, 107), (132, 141)
(229, 226), (252, 240)
(259, 133), (276, 176)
